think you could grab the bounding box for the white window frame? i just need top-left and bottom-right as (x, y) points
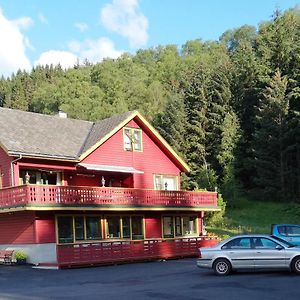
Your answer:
(123, 128), (143, 152)
(154, 174), (178, 191)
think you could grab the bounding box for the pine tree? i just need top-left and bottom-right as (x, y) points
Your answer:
(253, 69), (289, 199)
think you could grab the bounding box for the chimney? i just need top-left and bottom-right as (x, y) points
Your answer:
(58, 111), (67, 118)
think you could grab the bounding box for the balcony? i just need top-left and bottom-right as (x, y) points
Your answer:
(0, 184), (218, 211)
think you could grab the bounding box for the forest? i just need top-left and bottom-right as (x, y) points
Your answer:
(0, 8), (299, 203)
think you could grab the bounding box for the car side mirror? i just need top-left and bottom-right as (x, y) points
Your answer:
(276, 245), (283, 250)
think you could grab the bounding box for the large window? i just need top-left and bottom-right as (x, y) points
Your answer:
(57, 215), (145, 243)
(163, 216), (198, 238)
(154, 175), (178, 191)
(57, 216), (102, 244)
(124, 128), (142, 152)
(106, 216), (144, 240)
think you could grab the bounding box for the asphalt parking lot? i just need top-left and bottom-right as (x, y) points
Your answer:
(0, 258), (300, 300)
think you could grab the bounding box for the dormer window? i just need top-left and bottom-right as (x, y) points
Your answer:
(124, 128), (142, 152)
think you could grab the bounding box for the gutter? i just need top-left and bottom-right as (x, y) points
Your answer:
(10, 155), (22, 186)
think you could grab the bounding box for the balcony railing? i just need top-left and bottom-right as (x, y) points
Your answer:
(56, 237), (219, 267)
(0, 184), (218, 210)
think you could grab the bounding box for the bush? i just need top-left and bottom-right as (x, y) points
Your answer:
(15, 250), (27, 260)
(204, 193), (226, 226)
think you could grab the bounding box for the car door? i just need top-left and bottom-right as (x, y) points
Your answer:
(253, 237), (287, 269)
(222, 237), (255, 269)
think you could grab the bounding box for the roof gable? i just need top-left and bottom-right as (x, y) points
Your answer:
(80, 111), (190, 172)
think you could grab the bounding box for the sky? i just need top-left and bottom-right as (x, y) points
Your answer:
(0, 0), (299, 78)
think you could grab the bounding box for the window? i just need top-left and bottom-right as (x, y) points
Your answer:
(253, 238), (279, 249)
(163, 215), (197, 238)
(57, 215), (102, 244)
(57, 216), (74, 244)
(222, 237), (251, 249)
(182, 216), (197, 236)
(86, 217), (102, 240)
(75, 216), (84, 241)
(131, 216), (144, 240)
(106, 216), (144, 240)
(106, 216), (121, 238)
(154, 175), (178, 191)
(20, 169), (62, 185)
(124, 128), (142, 152)
(163, 217), (174, 238)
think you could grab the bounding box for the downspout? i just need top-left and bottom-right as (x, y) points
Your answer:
(10, 155), (22, 186)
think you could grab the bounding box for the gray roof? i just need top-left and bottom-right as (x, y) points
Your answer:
(0, 108), (135, 160)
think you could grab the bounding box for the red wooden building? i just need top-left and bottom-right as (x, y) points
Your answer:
(0, 107), (219, 268)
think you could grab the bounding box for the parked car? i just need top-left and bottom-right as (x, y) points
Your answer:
(271, 224), (300, 246)
(197, 234), (300, 276)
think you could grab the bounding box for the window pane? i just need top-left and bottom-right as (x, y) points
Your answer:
(258, 238), (279, 249)
(163, 217), (174, 238)
(75, 216), (84, 241)
(86, 217), (102, 240)
(154, 175), (163, 190)
(124, 129), (132, 151)
(106, 216), (120, 238)
(182, 216), (197, 235)
(133, 130), (142, 151)
(57, 216), (73, 244)
(289, 226), (300, 235)
(122, 217), (130, 238)
(175, 217), (182, 236)
(163, 176), (177, 190)
(131, 216), (144, 240)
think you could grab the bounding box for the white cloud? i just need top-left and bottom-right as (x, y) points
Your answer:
(38, 12), (48, 24)
(0, 8), (31, 77)
(74, 22), (88, 32)
(13, 16), (34, 30)
(68, 37), (123, 63)
(101, 0), (148, 48)
(34, 50), (78, 69)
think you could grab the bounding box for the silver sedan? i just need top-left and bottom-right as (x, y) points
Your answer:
(197, 234), (300, 275)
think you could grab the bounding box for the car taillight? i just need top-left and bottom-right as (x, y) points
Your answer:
(198, 249), (202, 258)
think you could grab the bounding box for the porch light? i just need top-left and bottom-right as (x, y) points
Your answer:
(101, 176), (106, 187)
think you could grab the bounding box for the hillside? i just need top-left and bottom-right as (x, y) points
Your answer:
(208, 198), (300, 239)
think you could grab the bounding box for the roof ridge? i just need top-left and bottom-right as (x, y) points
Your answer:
(76, 122), (95, 158)
(0, 107), (93, 124)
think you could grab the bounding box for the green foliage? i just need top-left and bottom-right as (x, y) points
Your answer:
(15, 250), (27, 260)
(204, 194), (227, 227)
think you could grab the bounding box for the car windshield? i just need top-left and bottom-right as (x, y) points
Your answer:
(271, 235), (295, 247)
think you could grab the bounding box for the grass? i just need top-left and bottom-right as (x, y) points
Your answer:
(206, 197), (300, 239)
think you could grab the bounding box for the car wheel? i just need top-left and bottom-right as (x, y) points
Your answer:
(213, 258), (232, 276)
(291, 257), (300, 274)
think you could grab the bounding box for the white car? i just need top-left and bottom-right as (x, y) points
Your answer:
(197, 234), (300, 275)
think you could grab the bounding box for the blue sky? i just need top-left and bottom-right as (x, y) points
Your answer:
(0, 0), (299, 77)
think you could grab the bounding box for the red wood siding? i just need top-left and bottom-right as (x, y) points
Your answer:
(0, 211), (35, 244)
(35, 213), (56, 243)
(0, 146), (12, 187)
(82, 119), (181, 189)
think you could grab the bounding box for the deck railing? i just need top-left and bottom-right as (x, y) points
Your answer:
(56, 237), (219, 267)
(0, 184), (217, 209)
